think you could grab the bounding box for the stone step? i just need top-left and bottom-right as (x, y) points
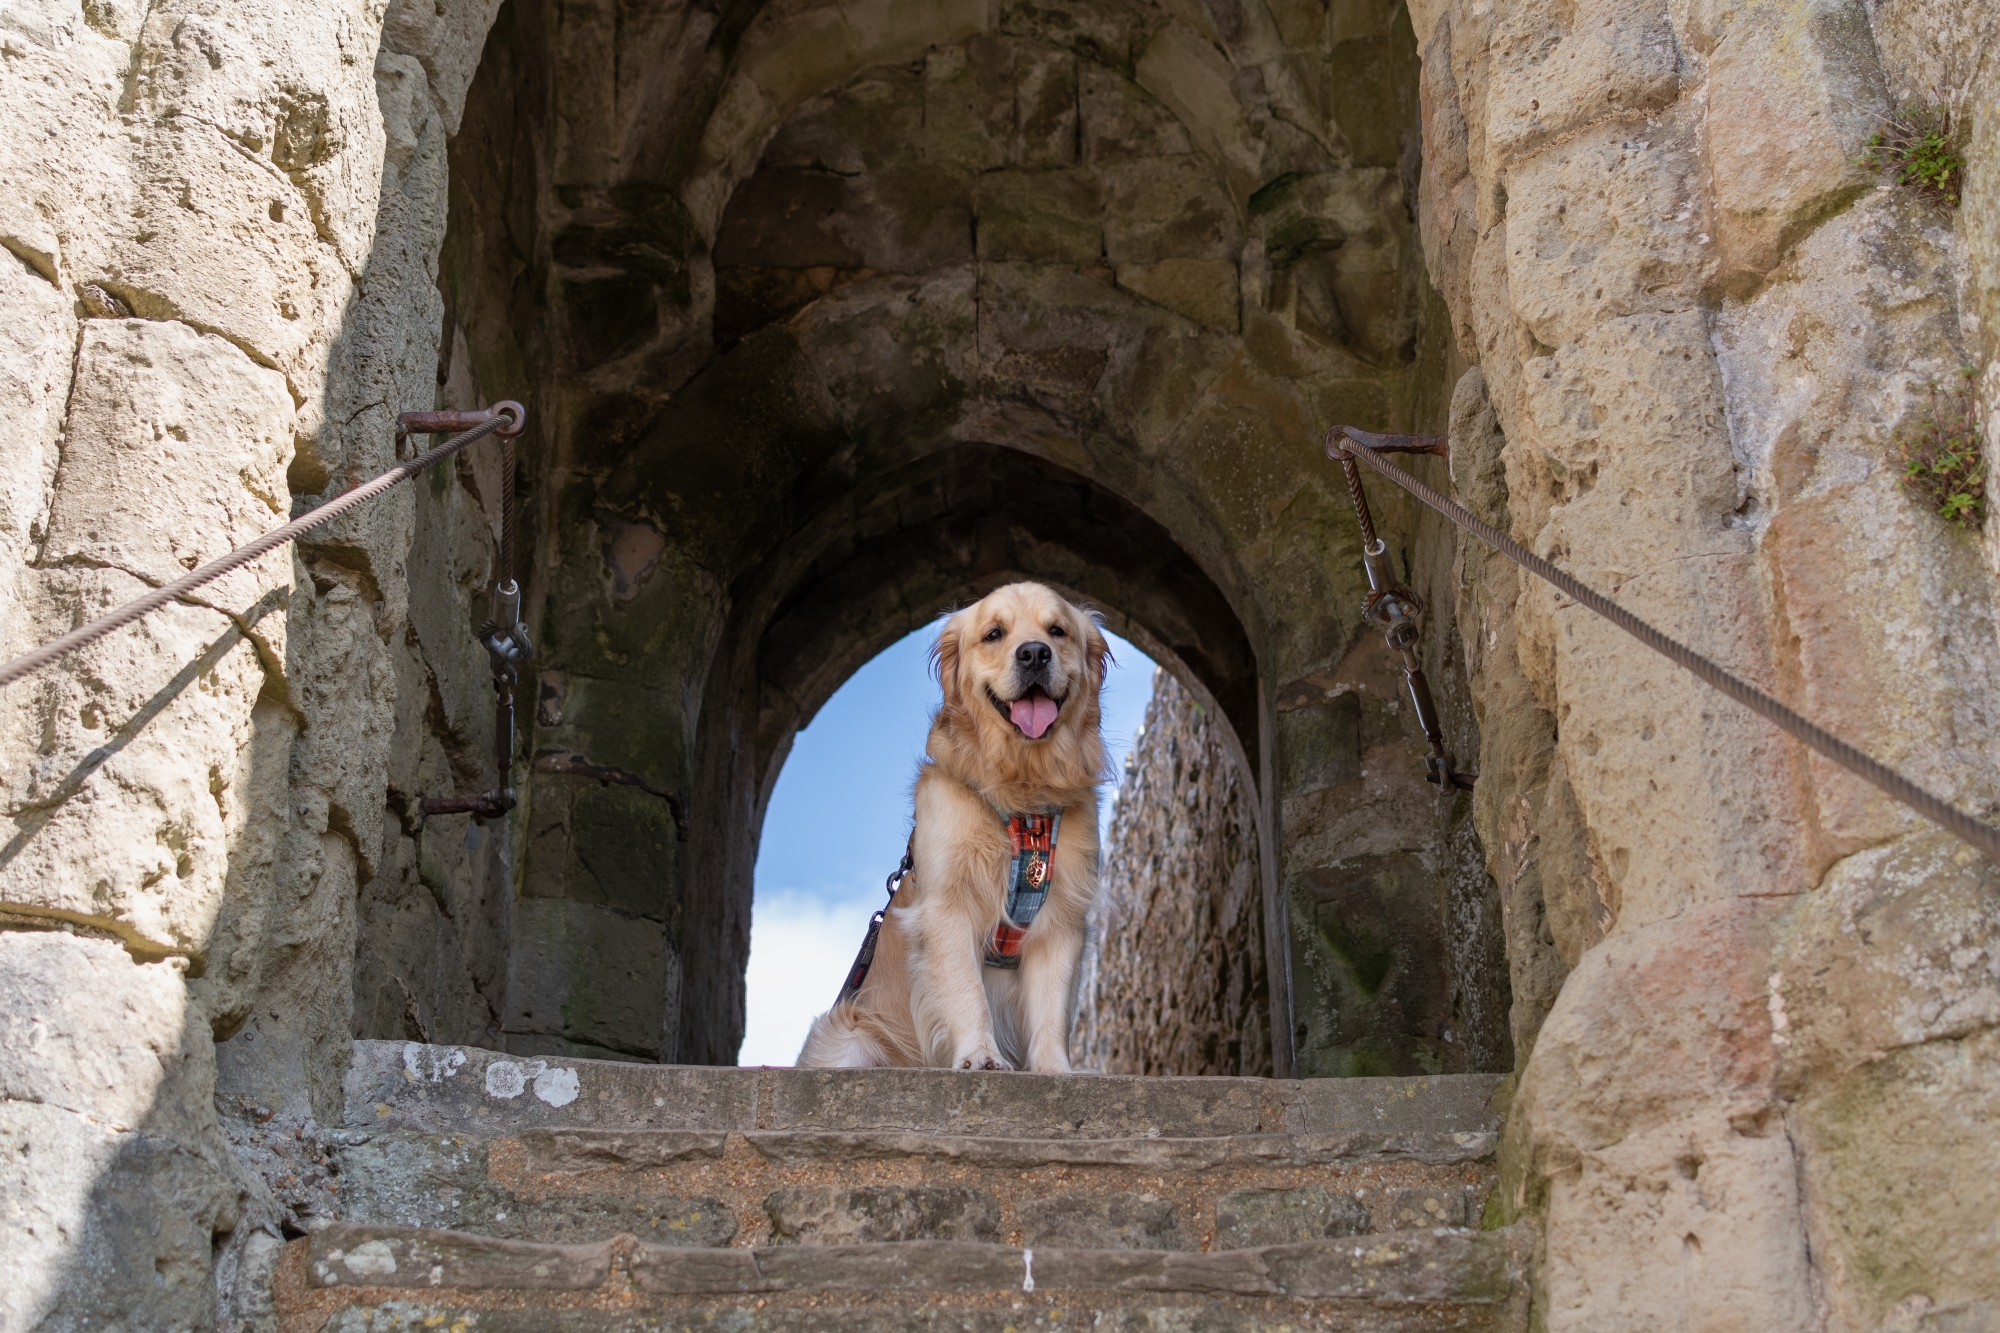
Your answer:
(335, 1043), (1508, 1251)
(350, 1042), (1508, 1139)
(283, 1222), (1532, 1332)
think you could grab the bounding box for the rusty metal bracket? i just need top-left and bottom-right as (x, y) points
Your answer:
(411, 400), (533, 825)
(1324, 425), (1476, 792)
(396, 400), (525, 447)
(416, 791), (516, 823)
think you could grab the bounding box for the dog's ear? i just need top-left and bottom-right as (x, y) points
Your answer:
(931, 612), (964, 709)
(1081, 607), (1113, 685)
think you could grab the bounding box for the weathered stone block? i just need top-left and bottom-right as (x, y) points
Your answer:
(715, 164), (975, 280)
(0, 255), (72, 643)
(1018, 1191), (1187, 1249)
(519, 1194), (740, 1247)
(1002, 0), (1159, 70)
(3, 318), (296, 954)
(763, 66), (925, 177)
(765, 1185), (1001, 1244)
(761, 1065), (1268, 1137)
(1484, 0), (1679, 161)
(1263, 1228), (1528, 1302)
(1213, 1187), (1370, 1247)
(1774, 833), (2000, 1330)
(1501, 120), (1706, 348)
(307, 1223), (611, 1291)
(1133, 22), (1261, 197)
(335, 1132), (500, 1232)
(1705, 0), (1884, 293)
(1374, 1185), (1470, 1230)
(752, 1240), (1027, 1291)
(1250, 169), (1415, 361)
(0, 1099), (244, 1333)
(1080, 62), (1193, 164)
(346, 1042), (759, 1135)
(0, 933), (206, 1134)
(1012, 40), (1079, 167)
(517, 1127), (730, 1172)
(504, 897), (672, 1061)
(975, 168), (1104, 262)
(1276, 692), (1363, 797)
(1102, 156), (1239, 263)
(922, 36), (1016, 172)
(336, 1129), (743, 1247)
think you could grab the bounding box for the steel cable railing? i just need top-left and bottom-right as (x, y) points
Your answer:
(0, 404), (523, 691)
(1330, 427), (2000, 861)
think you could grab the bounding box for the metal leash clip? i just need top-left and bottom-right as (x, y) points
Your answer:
(412, 402), (531, 824)
(1328, 426), (1477, 792)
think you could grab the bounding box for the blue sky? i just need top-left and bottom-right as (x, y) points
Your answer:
(740, 623), (1155, 1065)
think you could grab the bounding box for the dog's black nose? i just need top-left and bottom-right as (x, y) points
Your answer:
(1016, 641), (1052, 671)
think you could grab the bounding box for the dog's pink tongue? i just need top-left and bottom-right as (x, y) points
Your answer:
(1011, 694), (1059, 739)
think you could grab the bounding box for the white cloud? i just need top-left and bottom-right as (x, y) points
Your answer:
(739, 887), (885, 1066)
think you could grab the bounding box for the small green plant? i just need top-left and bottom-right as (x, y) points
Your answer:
(1895, 370), (1985, 527)
(1863, 100), (1964, 205)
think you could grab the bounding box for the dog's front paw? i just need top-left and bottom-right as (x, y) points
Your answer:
(952, 1044), (1014, 1072)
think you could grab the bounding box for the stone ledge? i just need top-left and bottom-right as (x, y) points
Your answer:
(308, 1298), (1522, 1333)
(507, 1126), (1497, 1171)
(750, 1129), (1502, 1167)
(307, 1224), (1530, 1304)
(309, 1224), (612, 1291)
(348, 1041), (1507, 1139)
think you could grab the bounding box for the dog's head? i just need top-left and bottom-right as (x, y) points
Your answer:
(929, 583), (1110, 796)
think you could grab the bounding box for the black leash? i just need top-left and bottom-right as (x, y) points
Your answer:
(835, 838), (913, 1006)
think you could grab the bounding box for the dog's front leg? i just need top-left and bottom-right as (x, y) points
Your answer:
(910, 898), (1012, 1070)
(906, 791), (1014, 1070)
(1017, 923), (1081, 1073)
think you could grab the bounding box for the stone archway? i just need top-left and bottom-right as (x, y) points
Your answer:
(404, 0), (1515, 1077)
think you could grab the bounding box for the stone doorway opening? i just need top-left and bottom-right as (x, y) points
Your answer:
(394, 0), (1516, 1080)
(739, 619), (1158, 1067)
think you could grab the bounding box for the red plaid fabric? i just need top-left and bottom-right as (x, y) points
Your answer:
(985, 808), (1061, 968)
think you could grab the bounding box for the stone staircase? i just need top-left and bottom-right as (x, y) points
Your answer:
(272, 1041), (1526, 1331)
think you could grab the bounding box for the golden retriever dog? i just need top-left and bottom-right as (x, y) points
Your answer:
(797, 582), (1109, 1072)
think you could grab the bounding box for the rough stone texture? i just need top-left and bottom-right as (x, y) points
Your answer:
(0, 0), (515, 1322)
(4, 0), (1997, 1327)
(1018, 1191), (1189, 1250)
(326, 1043), (1504, 1272)
(0, 931), (252, 1332)
(318, 1306), (1519, 1333)
(434, 0), (1492, 1079)
(1772, 833), (2000, 1332)
(346, 1041), (1508, 1140)
(1076, 671), (1271, 1077)
(292, 1216), (1528, 1312)
(298, 1043), (1514, 1326)
(335, 1131), (741, 1247)
(1213, 1186), (1371, 1247)
(765, 1186), (1001, 1245)
(1405, 0), (2000, 1323)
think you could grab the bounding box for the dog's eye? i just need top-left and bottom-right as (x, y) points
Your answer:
(1049, 624), (1066, 638)
(983, 625), (1005, 643)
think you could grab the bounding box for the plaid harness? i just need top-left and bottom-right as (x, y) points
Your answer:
(983, 808), (1062, 969)
(835, 805), (1063, 1005)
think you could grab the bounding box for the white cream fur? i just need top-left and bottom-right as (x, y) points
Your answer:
(797, 583), (1109, 1072)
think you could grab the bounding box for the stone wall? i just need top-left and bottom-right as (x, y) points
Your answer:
(1411, 0), (2000, 1323)
(7, 0), (1995, 1328)
(1076, 670), (1271, 1077)
(0, 0), (510, 1324)
(433, 0), (1506, 1079)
